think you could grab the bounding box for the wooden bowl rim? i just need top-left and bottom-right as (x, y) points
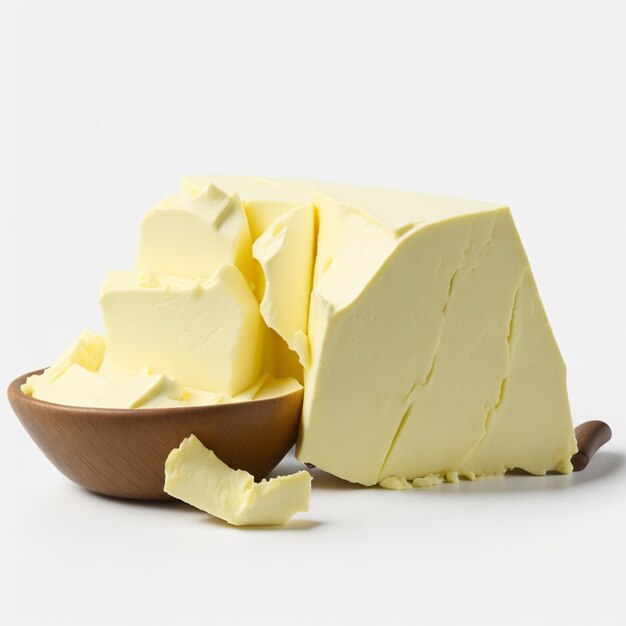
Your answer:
(8, 369), (304, 420)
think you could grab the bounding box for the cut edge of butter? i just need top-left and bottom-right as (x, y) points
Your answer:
(164, 434), (312, 526)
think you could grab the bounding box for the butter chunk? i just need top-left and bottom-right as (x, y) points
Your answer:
(137, 184), (253, 281)
(21, 328), (105, 396)
(412, 474), (445, 489)
(164, 435), (312, 526)
(252, 204), (315, 365)
(378, 476), (411, 490)
(100, 264), (263, 395)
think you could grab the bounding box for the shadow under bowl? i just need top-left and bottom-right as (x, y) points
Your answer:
(8, 369), (303, 501)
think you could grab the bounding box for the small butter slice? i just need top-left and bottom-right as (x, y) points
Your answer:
(164, 435), (311, 526)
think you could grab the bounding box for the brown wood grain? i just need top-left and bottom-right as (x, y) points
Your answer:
(571, 420), (612, 471)
(8, 369), (303, 500)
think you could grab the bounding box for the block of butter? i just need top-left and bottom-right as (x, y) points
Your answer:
(267, 179), (577, 486)
(100, 265), (263, 396)
(164, 435), (312, 526)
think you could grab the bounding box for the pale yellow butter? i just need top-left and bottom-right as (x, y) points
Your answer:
(412, 474), (445, 489)
(180, 374), (302, 407)
(253, 178), (577, 487)
(100, 265), (263, 395)
(252, 203), (315, 366)
(181, 175), (310, 241)
(23, 174), (577, 496)
(21, 328), (105, 396)
(31, 363), (113, 406)
(164, 435), (311, 526)
(137, 184), (253, 282)
(181, 176), (312, 380)
(251, 373), (303, 401)
(31, 364), (184, 409)
(378, 476), (412, 490)
(23, 331), (301, 409)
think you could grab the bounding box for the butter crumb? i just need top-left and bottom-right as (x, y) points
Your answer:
(412, 474), (444, 488)
(379, 476), (412, 490)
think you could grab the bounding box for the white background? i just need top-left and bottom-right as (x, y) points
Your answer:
(2, 1), (625, 624)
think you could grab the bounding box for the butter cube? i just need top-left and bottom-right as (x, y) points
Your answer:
(100, 264), (263, 395)
(164, 435), (312, 526)
(137, 185), (253, 281)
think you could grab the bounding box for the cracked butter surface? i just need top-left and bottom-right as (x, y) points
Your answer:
(272, 180), (575, 486)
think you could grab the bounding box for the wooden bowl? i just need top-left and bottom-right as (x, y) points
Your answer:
(8, 369), (303, 500)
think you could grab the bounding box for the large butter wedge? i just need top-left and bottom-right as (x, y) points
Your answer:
(164, 435), (311, 526)
(137, 184), (253, 281)
(100, 265), (263, 395)
(262, 179), (577, 486)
